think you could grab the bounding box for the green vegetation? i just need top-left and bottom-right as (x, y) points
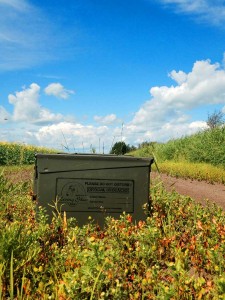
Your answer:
(110, 141), (136, 155)
(1, 122), (224, 298)
(0, 142), (57, 165)
(0, 172), (225, 299)
(154, 161), (225, 185)
(134, 127), (225, 167)
(0, 123), (224, 298)
(130, 127), (225, 184)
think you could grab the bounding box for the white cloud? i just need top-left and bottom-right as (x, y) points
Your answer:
(159, 0), (225, 26)
(129, 59), (225, 143)
(147, 60), (225, 112)
(1, 58), (225, 151)
(8, 83), (64, 124)
(124, 120), (207, 146)
(189, 120), (207, 130)
(44, 83), (75, 99)
(35, 122), (112, 152)
(169, 70), (187, 85)
(94, 114), (118, 125)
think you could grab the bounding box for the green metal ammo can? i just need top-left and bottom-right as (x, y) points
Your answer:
(34, 153), (154, 226)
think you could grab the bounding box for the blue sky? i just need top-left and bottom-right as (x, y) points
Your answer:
(1, 0), (225, 153)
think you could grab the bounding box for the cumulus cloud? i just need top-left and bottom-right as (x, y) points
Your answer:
(94, 114), (118, 125)
(147, 60), (225, 112)
(169, 70), (187, 85)
(159, 0), (225, 26)
(124, 120), (207, 146)
(129, 59), (225, 143)
(35, 122), (112, 151)
(44, 83), (75, 99)
(2, 58), (225, 150)
(8, 83), (64, 124)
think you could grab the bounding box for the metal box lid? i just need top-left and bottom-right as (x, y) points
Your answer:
(35, 153), (153, 172)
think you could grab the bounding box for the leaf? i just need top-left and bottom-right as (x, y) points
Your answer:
(197, 220), (204, 230)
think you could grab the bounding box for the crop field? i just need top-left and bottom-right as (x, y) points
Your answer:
(0, 167), (225, 299)
(0, 142), (56, 166)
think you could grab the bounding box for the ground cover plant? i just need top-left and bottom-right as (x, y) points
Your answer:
(0, 171), (225, 299)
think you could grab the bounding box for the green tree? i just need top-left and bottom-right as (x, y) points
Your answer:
(110, 141), (131, 155)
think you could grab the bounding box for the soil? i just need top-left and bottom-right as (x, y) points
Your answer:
(151, 172), (225, 210)
(4, 167), (34, 184)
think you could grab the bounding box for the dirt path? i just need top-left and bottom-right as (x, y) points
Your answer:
(151, 172), (225, 210)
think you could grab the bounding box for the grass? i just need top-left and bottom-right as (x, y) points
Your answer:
(0, 169), (225, 299)
(154, 127), (225, 167)
(154, 161), (225, 185)
(131, 126), (225, 166)
(129, 126), (225, 185)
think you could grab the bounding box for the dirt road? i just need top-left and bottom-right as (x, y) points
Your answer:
(151, 172), (225, 210)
